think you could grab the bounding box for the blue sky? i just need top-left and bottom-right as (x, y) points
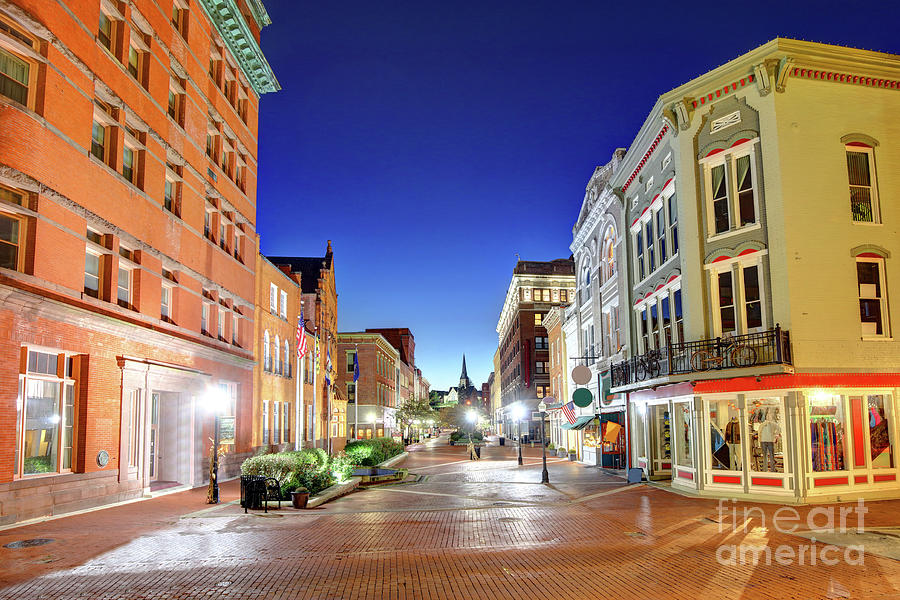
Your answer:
(255, 1), (899, 390)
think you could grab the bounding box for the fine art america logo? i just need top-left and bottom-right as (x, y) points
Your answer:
(715, 498), (867, 567)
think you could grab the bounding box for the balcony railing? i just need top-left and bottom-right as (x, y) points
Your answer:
(611, 325), (792, 388)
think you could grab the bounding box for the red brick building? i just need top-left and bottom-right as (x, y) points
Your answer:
(0, 0), (278, 524)
(336, 332), (399, 439)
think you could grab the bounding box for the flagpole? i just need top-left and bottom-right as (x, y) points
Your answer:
(313, 327), (318, 449)
(354, 344), (359, 442)
(296, 341), (303, 451)
(326, 333), (332, 455)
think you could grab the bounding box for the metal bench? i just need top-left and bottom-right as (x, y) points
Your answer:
(240, 475), (282, 513)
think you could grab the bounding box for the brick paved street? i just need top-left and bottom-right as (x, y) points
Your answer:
(1, 436), (899, 599)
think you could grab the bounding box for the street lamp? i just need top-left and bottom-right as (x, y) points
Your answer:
(511, 404), (526, 466)
(204, 385), (227, 504)
(538, 400), (549, 484)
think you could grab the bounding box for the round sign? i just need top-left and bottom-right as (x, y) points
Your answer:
(572, 365), (592, 385)
(96, 450), (109, 468)
(537, 401), (547, 412)
(572, 388), (593, 407)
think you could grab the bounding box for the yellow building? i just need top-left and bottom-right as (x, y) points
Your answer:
(253, 254), (301, 450)
(612, 39), (900, 502)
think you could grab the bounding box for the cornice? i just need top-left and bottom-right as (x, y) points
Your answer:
(198, 0), (280, 96)
(244, 0), (272, 29)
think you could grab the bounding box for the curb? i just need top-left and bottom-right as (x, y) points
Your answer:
(378, 451), (409, 468)
(307, 477), (361, 508)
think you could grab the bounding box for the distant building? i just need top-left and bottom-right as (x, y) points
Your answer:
(446, 355), (481, 409)
(497, 259), (576, 440)
(336, 331), (400, 439)
(269, 242), (344, 452)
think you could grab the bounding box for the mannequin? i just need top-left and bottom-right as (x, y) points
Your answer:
(758, 413), (780, 472)
(725, 416), (741, 470)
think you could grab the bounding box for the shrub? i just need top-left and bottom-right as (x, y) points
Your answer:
(330, 452), (355, 482)
(343, 437), (404, 466)
(450, 430), (483, 443)
(240, 453), (301, 482)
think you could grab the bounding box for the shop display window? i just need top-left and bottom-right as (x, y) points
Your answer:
(652, 405), (671, 464)
(674, 402), (692, 467)
(708, 399), (742, 471)
(867, 394), (892, 469)
(809, 393), (846, 472)
(749, 398), (784, 473)
(632, 405), (646, 460)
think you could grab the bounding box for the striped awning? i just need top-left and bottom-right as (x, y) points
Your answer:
(561, 415), (595, 430)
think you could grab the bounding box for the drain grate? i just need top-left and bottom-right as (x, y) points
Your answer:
(498, 517), (522, 523)
(4, 538), (55, 549)
(624, 531), (647, 538)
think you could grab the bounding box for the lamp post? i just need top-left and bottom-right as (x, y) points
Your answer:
(538, 400), (549, 484)
(205, 386), (226, 505)
(512, 404), (525, 466)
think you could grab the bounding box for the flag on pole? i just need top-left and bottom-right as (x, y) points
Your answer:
(325, 346), (332, 386)
(314, 333), (320, 373)
(353, 348), (360, 383)
(561, 401), (577, 424)
(296, 309), (307, 359)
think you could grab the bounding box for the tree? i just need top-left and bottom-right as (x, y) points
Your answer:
(396, 395), (437, 441)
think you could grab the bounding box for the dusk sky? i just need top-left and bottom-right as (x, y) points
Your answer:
(255, 1), (898, 391)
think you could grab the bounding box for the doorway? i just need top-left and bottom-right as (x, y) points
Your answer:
(149, 391), (191, 491)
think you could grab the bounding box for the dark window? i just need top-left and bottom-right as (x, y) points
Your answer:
(711, 164), (729, 234)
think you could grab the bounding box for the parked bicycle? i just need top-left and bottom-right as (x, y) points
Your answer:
(689, 337), (757, 371)
(635, 348), (662, 380)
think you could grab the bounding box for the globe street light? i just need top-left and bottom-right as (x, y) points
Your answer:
(538, 400), (549, 484)
(204, 385), (227, 504)
(511, 404), (526, 466)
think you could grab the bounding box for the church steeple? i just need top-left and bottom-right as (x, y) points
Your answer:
(459, 354), (470, 388)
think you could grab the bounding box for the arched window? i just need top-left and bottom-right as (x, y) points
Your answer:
(602, 229), (616, 281)
(263, 330), (271, 371)
(274, 335), (281, 374)
(581, 265), (592, 303)
(284, 339), (291, 376)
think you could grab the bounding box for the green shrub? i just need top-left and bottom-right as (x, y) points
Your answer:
(343, 437), (404, 467)
(240, 453), (301, 482)
(330, 452), (355, 481)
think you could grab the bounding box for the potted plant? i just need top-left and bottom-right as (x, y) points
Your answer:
(290, 486), (310, 509)
(568, 448), (577, 461)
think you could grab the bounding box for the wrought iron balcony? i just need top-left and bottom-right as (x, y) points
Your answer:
(610, 325), (792, 388)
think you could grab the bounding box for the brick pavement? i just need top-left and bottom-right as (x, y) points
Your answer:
(0, 437), (899, 599)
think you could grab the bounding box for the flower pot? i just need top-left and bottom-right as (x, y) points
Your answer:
(290, 490), (310, 509)
(568, 453), (576, 461)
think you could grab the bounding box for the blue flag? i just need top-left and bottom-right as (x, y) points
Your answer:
(353, 350), (360, 383)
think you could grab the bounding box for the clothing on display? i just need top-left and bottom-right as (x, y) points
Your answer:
(810, 418), (845, 472)
(750, 404), (784, 473)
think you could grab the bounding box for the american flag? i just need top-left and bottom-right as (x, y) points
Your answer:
(296, 308), (308, 359)
(561, 401), (577, 424)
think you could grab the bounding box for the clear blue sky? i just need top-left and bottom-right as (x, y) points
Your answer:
(255, 1), (898, 391)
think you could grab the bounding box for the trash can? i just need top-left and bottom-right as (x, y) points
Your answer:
(475, 446), (481, 458)
(499, 437), (505, 446)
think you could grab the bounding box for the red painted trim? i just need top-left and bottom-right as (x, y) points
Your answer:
(713, 475), (741, 484)
(705, 148), (725, 158)
(846, 141), (872, 148)
(751, 477), (783, 487)
(638, 458), (647, 467)
(855, 475), (868, 484)
(850, 396), (866, 468)
(654, 284), (664, 291)
(621, 125), (669, 193)
(644, 292), (653, 299)
(640, 207), (650, 217)
(712, 255), (731, 263)
(857, 252), (883, 258)
(814, 477), (849, 487)
(652, 194), (660, 203)
(631, 218), (639, 227)
(678, 470), (693, 480)
(662, 462), (671, 470)
(730, 138), (751, 147)
(874, 474), (896, 482)
(791, 67), (900, 92)
(692, 373), (900, 394)
(666, 274), (679, 283)
(663, 177), (673, 188)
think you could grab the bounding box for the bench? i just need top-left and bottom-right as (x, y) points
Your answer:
(240, 475), (282, 513)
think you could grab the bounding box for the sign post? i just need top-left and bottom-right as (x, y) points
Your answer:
(537, 400), (549, 484)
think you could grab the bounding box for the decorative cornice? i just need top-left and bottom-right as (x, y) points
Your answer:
(198, 0), (280, 96)
(244, 0), (272, 29)
(690, 74), (756, 109)
(790, 66), (900, 90)
(621, 125), (669, 193)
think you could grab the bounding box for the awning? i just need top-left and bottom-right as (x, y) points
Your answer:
(561, 415), (596, 430)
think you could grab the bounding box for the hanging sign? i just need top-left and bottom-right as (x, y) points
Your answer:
(572, 388), (593, 408)
(218, 416), (236, 445)
(572, 365), (592, 385)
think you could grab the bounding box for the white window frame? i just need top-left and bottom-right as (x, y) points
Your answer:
(273, 334), (280, 374)
(846, 145), (880, 224)
(634, 279), (682, 353)
(857, 256), (890, 339)
(705, 252), (768, 337)
(262, 399), (269, 444)
(116, 260), (132, 308)
(700, 139), (761, 240)
(263, 330), (271, 371)
(161, 282), (172, 320)
(269, 283), (277, 314)
(280, 289), (288, 319)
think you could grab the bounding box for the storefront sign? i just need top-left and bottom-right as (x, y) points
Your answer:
(572, 388), (593, 407)
(218, 416), (236, 445)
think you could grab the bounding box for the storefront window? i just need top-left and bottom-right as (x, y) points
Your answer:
(708, 399), (741, 471)
(809, 393), (846, 472)
(674, 402), (692, 467)
(632, 405), (646, 460)
(748, 397), (784, 473)
(23, 379), (61, 475)
(868, 394), (892, 469)
(652, 404), (671, 465)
